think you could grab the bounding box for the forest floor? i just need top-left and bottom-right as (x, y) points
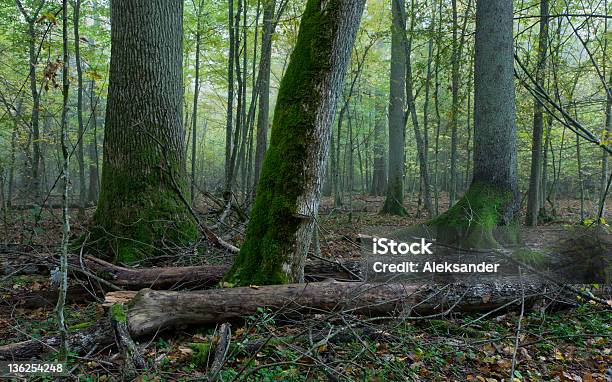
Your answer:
(0, 194), (610, 381)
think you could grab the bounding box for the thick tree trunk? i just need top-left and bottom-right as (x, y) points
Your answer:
(253, 0), (276, 191)
(90, 0), (197, 264)
(381, 0), (407, 216)
(526, 0), (549, 226)
(225, 0), (366, 285)
(429, 0), (519, 249)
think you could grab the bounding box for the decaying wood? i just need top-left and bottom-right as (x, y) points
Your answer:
(1, 254), (362, 310)
(206, 323), (231, 381)
(123, 281), (551, 337)
(110, 305), (145, 378)
(1, 280), (607, 361)
(0, 320), (113, 361)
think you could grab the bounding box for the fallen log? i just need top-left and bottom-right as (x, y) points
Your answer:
(2, 280), (607, 361)
(1, 253), (362, 292)
(1, 255), (363, 309)
(123, 281), (550, 337)
(0, 320), (113, 361)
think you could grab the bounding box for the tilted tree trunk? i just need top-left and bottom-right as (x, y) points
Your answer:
(429, 0), (519, 248)
(225, 0), (366, 285)
(90, 0), (197, 264)
(253, 0), (276, 191)
(526, 0), (549, 227)
(381, 0), (407, 216)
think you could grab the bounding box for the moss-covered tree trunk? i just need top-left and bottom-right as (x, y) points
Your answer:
(429, 0), (519, 248)
(380, 0), (407, 216)
(90, 0), (197, 264)
(225, 0), (366, 285)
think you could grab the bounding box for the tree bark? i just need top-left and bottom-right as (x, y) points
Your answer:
(3, 280), (605, 361)
(225, 0), (236, 198)
(381, 0), (407, 216)
(429, 0), (519, 249)
(404, 0), (434, 218)
(16, 1), (44, 203)
(526, 0), (549, 226)
(370, 100), (387, 196)
(90, 0), (197, 264)
(600, 70), (611, 218)
(252, 0), (274, 192)
(225, 0), (366, 285)
(74, 0), (86, 215)
(191, 0), (204, 204)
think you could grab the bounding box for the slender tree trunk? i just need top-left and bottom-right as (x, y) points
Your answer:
(227, 0), (244, 198)
(245, 0), (261, 199)
(465, 53), (473, 191)
(238, 0), (249, 194)
(600, 40), (611, 217)
(87, 81), (100, 204)
(91, 0), (197, 264)
(526, 0), (549, 226)
(433, 0), (442, 215)
(16, 1), (44, 203)
(381, 0), (407, 215)
(253, 0), (276, 192)
(225, 0), (236, 198)
(7, 99), (22, 208)
(576, 133), (585, 220)
(449, 0), (459, 207)
(191, 1), (203, 204)
(226, 0), (366, 285)
(404, 0), (433, 217)
(370, 100), (387, 196)
(57, 0), (71, 358)
(348, 105), (354, 222)
(73, 0), (86, 215)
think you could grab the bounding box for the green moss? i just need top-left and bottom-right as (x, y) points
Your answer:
(224, 0), (341, 286)
(513, 249), (548, 267)
(110, 304), (127, 323)
(190, 343), (211, 367)
(428, 181), (516, 249)
(86, 151), (198, 264)
(68, 321), (94, 331)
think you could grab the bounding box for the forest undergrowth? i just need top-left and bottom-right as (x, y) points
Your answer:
(0, 194), (610, 381)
